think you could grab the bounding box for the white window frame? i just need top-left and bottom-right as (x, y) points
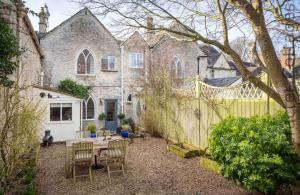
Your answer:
(107, 55), (115, 70)
(76, 49), (95, 76)
(49, 103), (73, 122)
(129, 53), (144, 68)
(82, 96), (95, 121)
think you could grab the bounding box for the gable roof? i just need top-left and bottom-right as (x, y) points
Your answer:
(40, 7), (119, 44)
(121, 31), (149, 47)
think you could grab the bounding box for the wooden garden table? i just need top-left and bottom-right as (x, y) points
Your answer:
(64, 136), (123, 178)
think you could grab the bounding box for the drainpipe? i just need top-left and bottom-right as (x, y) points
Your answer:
(80, 99), (83, 131)
(121, 45), (124, 113)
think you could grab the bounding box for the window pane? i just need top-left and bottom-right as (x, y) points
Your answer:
(77, 53), (85, 74)
(138, 53), (143, 67)
(87, 54), (94, 74)
(50, 104), (61, 121)
(83, 101), (86, 119)
(62, 105), (72, 121)
(108, 56), (115, 70)
(106, 101), (115, 121)
(83, 49), (90, 57)
(102, 59), (108, 70)
(87, 98), (94, 119)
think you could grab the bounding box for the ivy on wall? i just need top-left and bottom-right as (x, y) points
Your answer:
(58, 79), (91, 99)
(0, 18), (20, 87)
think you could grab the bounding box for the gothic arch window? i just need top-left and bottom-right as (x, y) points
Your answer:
(173, 56), (183, 77)
(82, 96), (95, 120)
(77, 49), (95, 74)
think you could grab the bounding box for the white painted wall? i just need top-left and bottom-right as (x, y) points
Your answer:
(33, 87), (81, 142)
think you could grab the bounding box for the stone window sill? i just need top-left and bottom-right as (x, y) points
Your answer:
(101, 69), (118, 72)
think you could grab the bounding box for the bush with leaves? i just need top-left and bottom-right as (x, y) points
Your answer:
(58, 79), (90, 99)
(0, 18), (20, 87)
(209, 112), (300, 193)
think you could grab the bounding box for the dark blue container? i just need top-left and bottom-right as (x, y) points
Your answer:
(121, 130), (129, 138)
(90, 132), (96, 138)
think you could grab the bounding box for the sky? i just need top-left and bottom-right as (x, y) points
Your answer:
(26, 0), (89, 31)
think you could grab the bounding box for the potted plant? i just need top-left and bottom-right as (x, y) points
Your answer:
(121, 124), (131, 138)
(87, 123), (97, 138)
(118, 113), (125, 124)
(98, 113), (106, 128)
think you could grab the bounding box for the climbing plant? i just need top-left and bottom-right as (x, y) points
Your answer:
(58, 79), (91, 99)
(0, 18), (20, 87)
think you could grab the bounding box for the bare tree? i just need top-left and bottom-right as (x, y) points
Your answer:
(74, 0), (300, 156)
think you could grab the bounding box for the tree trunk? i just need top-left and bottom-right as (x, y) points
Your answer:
(251, 12), (300, 156)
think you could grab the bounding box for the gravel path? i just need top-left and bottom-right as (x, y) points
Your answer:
(36, 137), (251, 195)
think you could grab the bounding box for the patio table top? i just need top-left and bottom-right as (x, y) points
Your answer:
(65, 135), (124, 150)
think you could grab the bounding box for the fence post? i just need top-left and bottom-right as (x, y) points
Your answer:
(196, 76), (201, 149)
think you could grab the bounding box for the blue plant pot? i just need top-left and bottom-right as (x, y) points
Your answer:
(121, 130), (129, 138)
(90, 132), (96, 138)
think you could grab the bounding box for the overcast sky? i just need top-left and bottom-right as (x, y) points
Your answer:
(26, 0), (88, 31)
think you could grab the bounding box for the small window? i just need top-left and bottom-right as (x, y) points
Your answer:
(210, 69), (215, 78)
(129, 53), (143, 68)
(50, 103), (72, 121)
(127, 94), (132, 102)
(173, 57), (183, 77)
(101, 56), (115, 70)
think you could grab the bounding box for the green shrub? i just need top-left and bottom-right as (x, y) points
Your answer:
(122, 124), (131, 131)
(58, 79), (90, 99)
(209, 111), (300, 193)
(87, 123), (96, 133)
(123, 117), (136, 132)
(98, 113), (106, 121)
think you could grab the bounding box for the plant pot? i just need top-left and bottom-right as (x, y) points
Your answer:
(90, 132), (96, 138)
(121, 130), (129, 138)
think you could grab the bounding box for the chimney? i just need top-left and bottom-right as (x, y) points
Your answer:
(38, 6), (48, 34)
(280, 47), (292, 69)
(146, 16), (154, 40)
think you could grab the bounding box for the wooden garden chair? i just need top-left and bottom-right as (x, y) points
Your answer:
(72, 141), (93, 183)
(105, 139), (128, 179)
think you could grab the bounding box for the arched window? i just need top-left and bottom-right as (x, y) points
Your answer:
(82, 96), (95, 120)
(77, 49), (94, 74)
(173, 57), (183, 77)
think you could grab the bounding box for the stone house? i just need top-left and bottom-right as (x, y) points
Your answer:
(38, 7), (252, 131)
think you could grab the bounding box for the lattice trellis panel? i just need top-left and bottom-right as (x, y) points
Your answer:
(173, 78), (300, 100)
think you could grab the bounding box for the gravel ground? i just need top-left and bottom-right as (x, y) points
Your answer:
(36, 136), (253, 195)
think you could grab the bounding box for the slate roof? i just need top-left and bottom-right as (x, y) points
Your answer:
(204, 76), (241, 87)
(199, 45), (220, 67)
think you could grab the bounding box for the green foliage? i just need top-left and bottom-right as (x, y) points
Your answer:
(123, 117), (136, 132)
(122, 124), (131, 131)
(0, 18), (20, 87)
(98, 113), (106, 121)
(58, 79), (90, 99)
(209, 112), (300, 193)
(118, 113), (126, 120)
(87, 123), (96, 133)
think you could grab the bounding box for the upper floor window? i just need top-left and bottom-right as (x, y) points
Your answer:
(101, 55), (115, 70)
(82, 96), (95, 120)
(129, 53), (143, 68)
(77, 49), (94, 74)
(173, 57), (183, 77)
